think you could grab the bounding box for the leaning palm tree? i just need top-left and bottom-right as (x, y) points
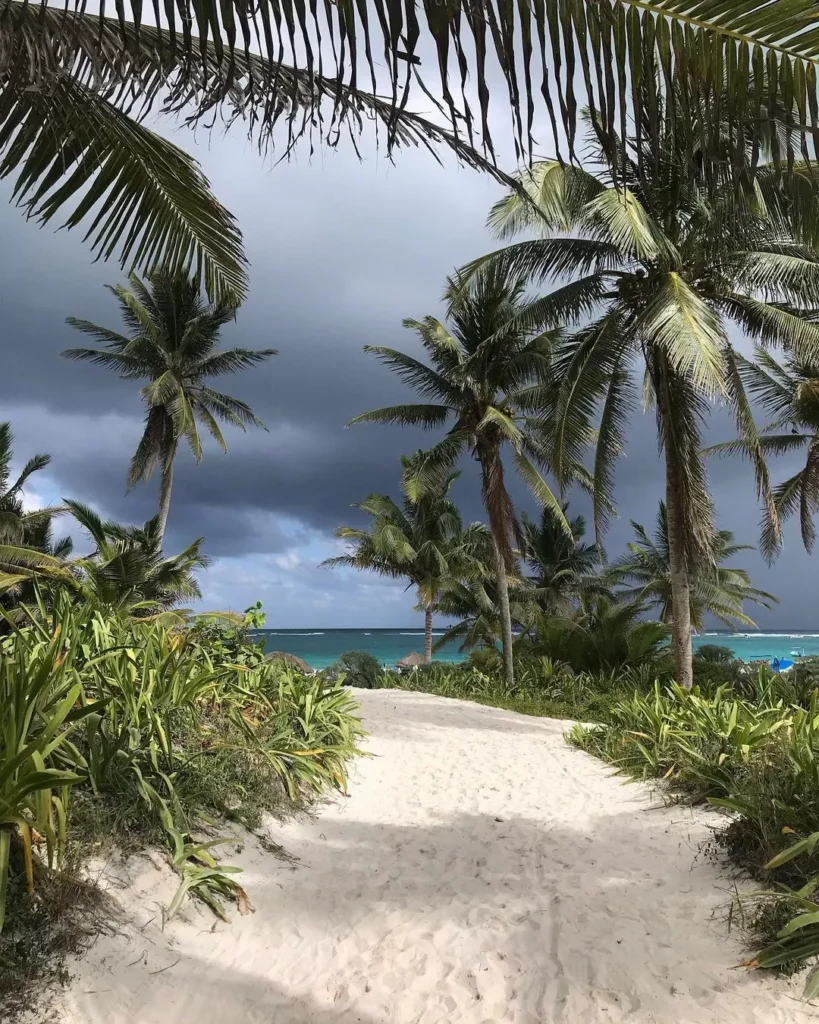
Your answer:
(606, 503), (777, 632)
(63, 271), (276, 542)
(469, 108), (819, 686)
(350, 268), (570, 685)
(323, 454), (488, 662)
(66, 501), (207, 614)
(708, 347), (819, 559)
(521, 505), (607, 616)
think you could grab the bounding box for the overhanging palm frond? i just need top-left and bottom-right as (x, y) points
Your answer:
(8, 0), (819, 182)
(1, 56), (248, 302)
(2, 4), (533, 302)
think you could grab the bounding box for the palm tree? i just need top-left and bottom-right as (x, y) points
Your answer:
(607, 502), (777, 632)
(5, 0), (819, 232)
(350, 268), (570, 685)
(469, 112), (819, 687)
(708, 347), (819, 559)
(323, 455), (487, 662)
(0, 423), (71, 602)
(521, 505), (607, 616)
(63, 271), (276, 543)
(66, 501), (207, 614)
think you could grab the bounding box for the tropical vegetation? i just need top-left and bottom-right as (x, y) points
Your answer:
(323, 454), (489, 661)
(606, 502), (777, 630)
(0, 592), (362, 1013)
(11, 6), (819, 1007)
(709, 348), (819, 556)
(4, 0), (819, 310)
(467, 108), (819, 686)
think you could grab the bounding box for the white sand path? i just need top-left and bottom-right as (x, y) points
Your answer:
(57, 689), (817, 1024)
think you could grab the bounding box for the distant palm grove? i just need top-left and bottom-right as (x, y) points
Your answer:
(9, 93), (819, 693)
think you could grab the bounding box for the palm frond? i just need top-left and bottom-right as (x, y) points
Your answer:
(7, 0), (819, 185)
(487, 161), (605, 237)
(348, 405), (452, 429)
(638, 273), (726, 395)
(1, 47), (247, 301)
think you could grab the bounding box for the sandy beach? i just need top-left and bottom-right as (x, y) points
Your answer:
(55, 689), (814, 1024)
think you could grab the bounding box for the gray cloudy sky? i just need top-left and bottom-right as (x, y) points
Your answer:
(0, 120), (815, 628)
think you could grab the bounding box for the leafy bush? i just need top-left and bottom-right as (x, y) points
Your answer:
(695, 643), (736, 663)
(522, 598), (671, 675)
(467, 648), (501, 673)
(326, 650), (382, 689)
(377, 658), (654, 723)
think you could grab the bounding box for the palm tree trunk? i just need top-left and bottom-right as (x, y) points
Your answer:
(157, 442), (177, 546)
(424, 605), (433, 663)
(664, 447), (694, 689)
(493, 535), (515, 686)
(477, 440), (516, 687)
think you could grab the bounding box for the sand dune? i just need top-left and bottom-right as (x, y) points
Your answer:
(57, 689), (815, 1023)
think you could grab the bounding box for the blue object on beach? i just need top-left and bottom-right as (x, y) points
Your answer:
(771, 658), (794, 673)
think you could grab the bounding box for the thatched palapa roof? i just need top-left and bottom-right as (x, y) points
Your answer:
(265, 651), (314, 674)
(396, 652), (426, 670)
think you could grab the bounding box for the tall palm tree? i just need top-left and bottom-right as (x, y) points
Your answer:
(607, 502), (777, 631)
(63, 271), (276, 543)
(521, 505), (606, 616)
(5, 0), (819, 230)
(66, 501), (208, 614)
(350, 269), (570, 685)
(708, 347), (819, 559)
(323, 455), (487, 662)
(469, 113), (819, 686)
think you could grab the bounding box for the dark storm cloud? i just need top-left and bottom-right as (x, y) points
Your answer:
(0, 125), (817, 625)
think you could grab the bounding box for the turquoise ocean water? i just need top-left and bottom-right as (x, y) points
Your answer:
(254, 628), (819, 670)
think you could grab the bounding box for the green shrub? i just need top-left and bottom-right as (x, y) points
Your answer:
(467, 648), (501, 673)
(695, 643), (736, 663)
(524, 599), (671, 675)
(326, 650), (382, 689)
